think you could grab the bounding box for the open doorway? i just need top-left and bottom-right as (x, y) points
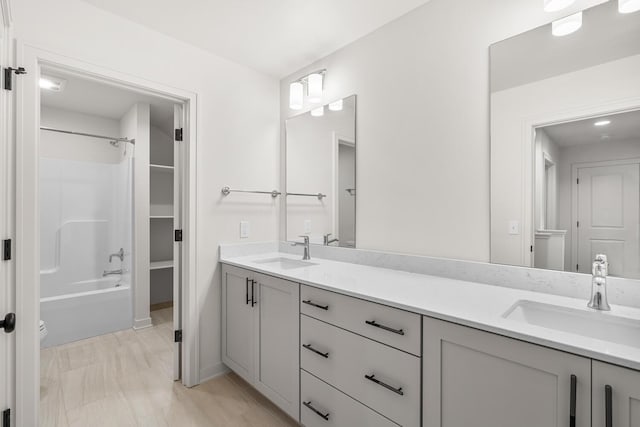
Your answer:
(37, 66), (184, 422)
(533, 109), (640, 278)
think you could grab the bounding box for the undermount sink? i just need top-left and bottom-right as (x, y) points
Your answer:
(503, 300), (640, 349)
(252, 257), (317, 270)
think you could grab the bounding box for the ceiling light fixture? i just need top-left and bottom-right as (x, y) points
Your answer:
(328, 99), (343, 111)
(544, 0), (576, 12)
(289, 81), (303, 110)
(39, 76), (67, 92)
(307, 73), (323, 104)
(311, 106), (324, 117)
(619, 0), (640, 13)
(594, 120), (611, 126)
(552, 11), (582, 36)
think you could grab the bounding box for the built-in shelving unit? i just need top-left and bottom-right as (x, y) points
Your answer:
(149, 125), (175, 310)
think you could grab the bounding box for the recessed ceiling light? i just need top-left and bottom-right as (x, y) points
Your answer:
(619, 0), (640, 13)
(552, 11), (582, 36)
(544, 0), (576, 12)
(594, 120), (611, 127)
(39, 76), (67, 92)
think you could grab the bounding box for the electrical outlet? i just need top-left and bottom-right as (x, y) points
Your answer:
(240, 221), (250, 239)
(304, 220), (311, 233)
(509, 220), (520, 235)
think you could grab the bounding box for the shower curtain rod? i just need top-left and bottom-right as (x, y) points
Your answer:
(40, 126), (136, 144)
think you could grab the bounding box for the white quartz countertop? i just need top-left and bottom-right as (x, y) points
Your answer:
(220, 251), (640, 371)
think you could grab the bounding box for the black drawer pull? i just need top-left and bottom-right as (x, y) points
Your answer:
(364, 374), (404, 396)
(605, 385), (612, 427)
(303, 401), (330, 421)
(303, 344), (329, 358)
(303, 300), (329, 310)
(365, 320), (405, 336)
(570, 375), (576, 427)
(245, 278), (251, 305)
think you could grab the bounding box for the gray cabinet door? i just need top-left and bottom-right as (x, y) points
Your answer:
(423, 316), (591, 427)
(593, 361), (640, 427)
(221, 265), (254, 384)
(253, 272), (300, 420)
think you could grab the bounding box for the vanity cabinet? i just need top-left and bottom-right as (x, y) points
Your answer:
(422, 316), (591, 427)
(592, 361), (640, 427)
(221, 265), (300, 420)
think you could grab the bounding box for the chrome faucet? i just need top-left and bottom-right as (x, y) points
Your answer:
(323, 233), (339, 246)
(103, 269), (124, 277)
(588, 254), (611, 311)
(109, 248), (124, 263)
(291, 235), (311, 260)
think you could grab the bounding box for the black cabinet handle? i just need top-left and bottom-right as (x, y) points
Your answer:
(365, 320), (405, 336)
(245, 278), (251, 305)
(302, 300), (329, 311)
(570, 375), (576, 427)
(364, 374), (404, 396)
(251, 280), (256, 307)
(303, 401), (329, 421)
(605, 385), (612, 427)
(0, 313), (15, 333)
(303, 344), (329, 358)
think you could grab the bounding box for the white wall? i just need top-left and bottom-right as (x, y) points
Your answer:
(12, 0), (279, 381)
(280, 0), (604, 261)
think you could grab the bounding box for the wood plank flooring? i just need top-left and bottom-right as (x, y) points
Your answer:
(40, 308), (298, 426)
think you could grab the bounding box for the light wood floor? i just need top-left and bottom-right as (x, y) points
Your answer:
(40, 308), (298, 427)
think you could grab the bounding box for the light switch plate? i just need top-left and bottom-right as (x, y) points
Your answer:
(240, 221), (250, 239)
(304, 220), (311, 233)
(509, 220), (520, 235)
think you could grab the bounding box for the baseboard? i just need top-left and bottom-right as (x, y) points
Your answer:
(133, 317), (153, 330)
(199, 362), (230, 383)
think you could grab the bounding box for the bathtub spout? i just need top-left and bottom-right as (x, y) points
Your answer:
(103, 269), (123, 277)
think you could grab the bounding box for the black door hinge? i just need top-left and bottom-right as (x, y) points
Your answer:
(174, 330), (182, 343)
(174, 230), (183, 242)
(530, 245), (534, 253)
(2, 240), (10, 261)
(577, 221), (580, 228)
(2, 408), (10, 427)
(175, 128), (183, 141)
(577, 178), (580, 185)
(576, 264), (579, 271)
(4, 67), (27, 91)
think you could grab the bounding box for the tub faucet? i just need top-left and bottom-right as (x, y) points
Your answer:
(109, 248), (124, 263)
(588, 254), (611, 311)
(103, 269), (123, 277)
(323, 233), (339, 246)
(291, 235), (311, 260)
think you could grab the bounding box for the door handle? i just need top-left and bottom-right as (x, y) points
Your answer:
(245, 278), (251, 305)
(605, 385), (612, 427)
(251, 280), (256, 307)
(0, 313), (15, 333)
(570, 375), (576, 427)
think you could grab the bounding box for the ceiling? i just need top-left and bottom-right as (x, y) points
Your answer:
(542, 109), (640, 148)
(41, 67), (175, 135)
(80, 0), (431, 77)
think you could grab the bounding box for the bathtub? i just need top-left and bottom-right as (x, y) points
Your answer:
(40, 276), (133, 348)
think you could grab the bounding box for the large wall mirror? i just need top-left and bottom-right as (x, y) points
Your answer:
(490, 1), (640, 278)
(285, 95), (356, 247)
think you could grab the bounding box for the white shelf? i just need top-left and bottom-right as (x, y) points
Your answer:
(150, 215), (174, 219)
(150, 164), (174, 173)
(150, 260), (174, 270)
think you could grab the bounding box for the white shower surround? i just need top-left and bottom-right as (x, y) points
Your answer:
(39, 156), (134, 347)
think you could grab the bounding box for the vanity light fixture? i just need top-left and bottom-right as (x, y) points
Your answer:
(594, 120), (611, 126)
(328, 99), (343, 111)
(307, 73), (324, 104)
(289, 81), (304, 110)
(544, 0), (575, 12)
(39, 75), (67, 92)
(311, 106), (324, 117)
(552, 11), (582, 36)
(619, 0), (640, 13)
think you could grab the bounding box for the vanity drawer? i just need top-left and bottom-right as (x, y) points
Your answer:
(300, 285), (421, 356)
(301, 315), (420, 427)
(301, 370), (399, 427)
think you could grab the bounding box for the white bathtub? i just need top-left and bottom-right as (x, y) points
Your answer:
(40, 276), (133, 348)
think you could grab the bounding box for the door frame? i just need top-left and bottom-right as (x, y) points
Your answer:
(571, 157), (640, 274)
(331, 132), (355, 244)
(13, 42), (200, 426)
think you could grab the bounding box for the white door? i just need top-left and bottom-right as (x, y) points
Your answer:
(172, 104), (183, 381)
(253, 273), (300, 420)
(593, 361), (640, 427)
(221, 265), (255, 384)
(576, 163), (640, 278)
(423, 316), (591, 427)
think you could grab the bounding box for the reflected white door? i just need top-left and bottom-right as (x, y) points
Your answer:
(576, 163), (640, 278)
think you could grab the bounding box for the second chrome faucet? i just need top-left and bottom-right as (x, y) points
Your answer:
(588, 254), (611, 311)
(292, 235), (311, 260)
